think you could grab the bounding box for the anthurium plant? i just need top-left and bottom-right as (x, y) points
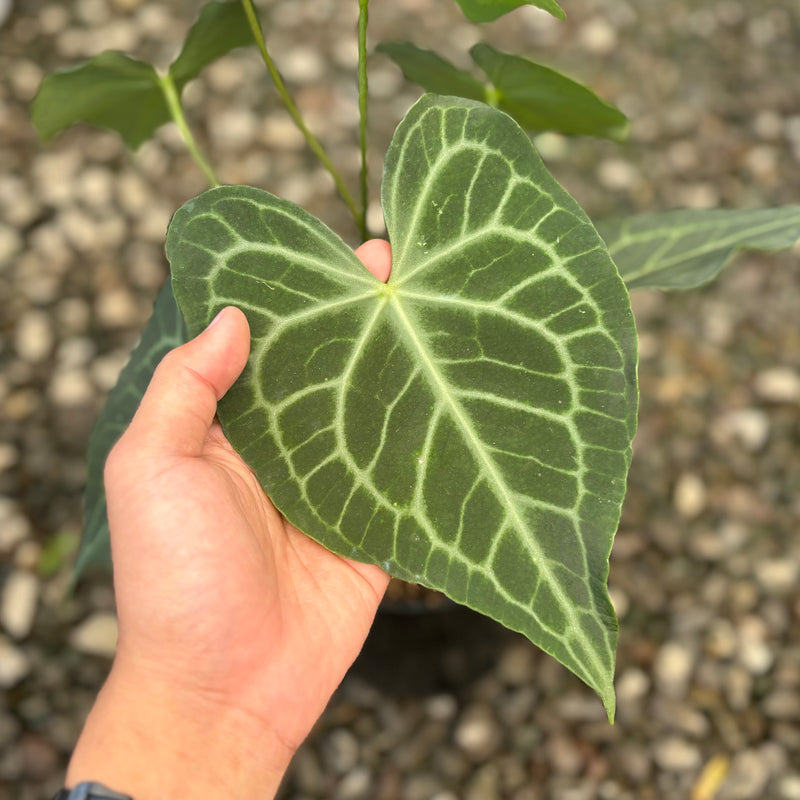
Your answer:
(32, 0), (800, 720)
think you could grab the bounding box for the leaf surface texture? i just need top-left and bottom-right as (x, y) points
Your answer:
(168, 95), (638, 716)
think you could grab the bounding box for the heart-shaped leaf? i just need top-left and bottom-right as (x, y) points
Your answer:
(79, 282), (187, 577)
(598, 206), (800, 290)
(454, 0), (565, 23)
(167, 95), (638, 718)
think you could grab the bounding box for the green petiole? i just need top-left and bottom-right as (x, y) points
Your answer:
(240, 0), (367, 240)
(157, 73), (219, 188)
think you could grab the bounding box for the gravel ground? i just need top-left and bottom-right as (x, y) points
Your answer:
(2, 0), (800, 798)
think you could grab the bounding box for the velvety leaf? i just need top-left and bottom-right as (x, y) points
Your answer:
(376, 42), (486, 102)
(454, 0), (565, 22)
(78, 282), (187, 578)
(31, 51), (167, 149)
(167, 95), (638, 718)
(599, 207), (800, 290)
(471, 43), (628, 140)
(170, 0), (253, 90)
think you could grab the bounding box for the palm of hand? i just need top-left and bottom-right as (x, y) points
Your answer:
(104, 241), (391, 749)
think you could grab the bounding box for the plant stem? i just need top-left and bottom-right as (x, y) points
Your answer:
(241, 0), (366, 239)
(157, 73), (219, 189)
(358, 0), (370, 240)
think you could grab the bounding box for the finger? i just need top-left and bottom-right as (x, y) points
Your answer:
(354, 239), (392, 283)
(123, 306), (250, 459)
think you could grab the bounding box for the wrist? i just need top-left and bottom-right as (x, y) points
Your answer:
(66, 661), (295, 799)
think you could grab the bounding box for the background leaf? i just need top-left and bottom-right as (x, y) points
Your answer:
(31, 52), (167, 149)
(454, 0), (565, 22)
(32, 0), (252, 149)
(599, 206), (800, 290)
(378, 42), (628, 141)
(167, 95), (638, 717)
(169, 0), (253, 89)
(78, 282), (187, 578)
(376, 42), (487, 102)
(471, 44), (628, 140)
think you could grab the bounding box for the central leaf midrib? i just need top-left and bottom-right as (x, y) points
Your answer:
(387, 292), (599, 671)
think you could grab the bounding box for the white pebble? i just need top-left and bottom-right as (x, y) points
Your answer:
(1, 570), (39, 640)
(0, 635), (31, 688)
(0, 501), (31, 552)
(276, 45), (326, 83)
(424, 693), (458, 722)
(597, 158), (639, 191)
(578, 18), (618, 55)
(755, 558), (799, 595)
(652, 736), (701, 771)
(454, 705), (502, 760)
(673, 472), (707, 519)
(737, 617), (774, 675)
(0, 222), (22, 265)
(755, 367), (800, 403)
(778, 775), (800, 800)
(14, 311), (54, 364)
(208, 108), (260, 152)
(69, 613), (118, 658)
(49, 369), (95, 407)
(96, 287), (141, 328)
(616, 667), (650, 705)
(653, 641), (695, 698)
(712, 408), (770, 452)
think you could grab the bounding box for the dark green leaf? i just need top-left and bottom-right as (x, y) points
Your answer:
(599, 207), (800, 290)
(170, 1), (254, 90)
(454, 0), (565, 22)
(31, 51), (167, 149)
(376, 42), (487, 102)
(167, 95), (638, 718)
(471, 43), (628, 140)
(78, 282), (187, 578)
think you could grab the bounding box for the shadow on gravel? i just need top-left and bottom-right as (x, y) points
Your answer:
(350, 603), (521, 695)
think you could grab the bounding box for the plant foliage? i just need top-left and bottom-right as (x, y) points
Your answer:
(167, 96), (639, 717)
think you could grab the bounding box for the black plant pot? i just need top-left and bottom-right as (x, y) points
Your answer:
(349, 582), (519, 695)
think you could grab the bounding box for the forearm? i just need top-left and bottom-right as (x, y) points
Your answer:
(65, 664), (295, 799)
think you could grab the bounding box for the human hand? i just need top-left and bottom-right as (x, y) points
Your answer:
(66, 240), (392, 799)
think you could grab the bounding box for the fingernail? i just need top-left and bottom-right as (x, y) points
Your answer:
(206, 307), (227, 330)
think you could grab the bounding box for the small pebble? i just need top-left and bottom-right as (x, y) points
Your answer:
(652, 736), (702, 772)
(48, 369), (95, 407)
(424, 693), (458, 722)
(14, 310), (54, 363)
(754, 558), (799, 595)
(754, 367), (800, 403)
(673, 472), (707, 519)
(69, 613), (118, 658)
(616, 667), (650, 707)
(578, 18), (618, 54)
(597, 158), (639, 191)
(1, 570), (39, 639)
(454, 703), (502, 761)
(779, 775), (800, 800)
(653, 641), (695, 699)
(711, 408), (770, 452)
(321, 728), (360, 775)
(0, 635), (31, 687)
(335, 765), (371, 800)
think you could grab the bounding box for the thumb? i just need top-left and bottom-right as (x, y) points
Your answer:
(122, 306), (250, 460)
